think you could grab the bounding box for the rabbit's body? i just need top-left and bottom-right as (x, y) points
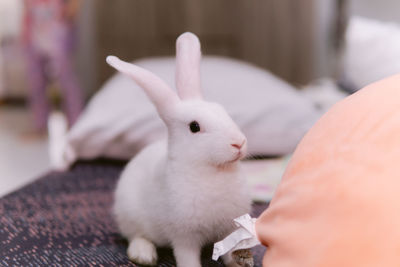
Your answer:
(107, 32), (251, 267)
(114, 139), (250, 247)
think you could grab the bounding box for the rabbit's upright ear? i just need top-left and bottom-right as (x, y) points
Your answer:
(175, 32), (202, 100)
(106, 56), (180, 120)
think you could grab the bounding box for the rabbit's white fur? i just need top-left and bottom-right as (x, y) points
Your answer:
(109, 32), (251, 267)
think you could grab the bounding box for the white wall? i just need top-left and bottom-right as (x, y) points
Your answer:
(0, 0), (24, 98)
(350, 0), (400, 24)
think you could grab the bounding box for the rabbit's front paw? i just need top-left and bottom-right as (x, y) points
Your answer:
(231, 249), (254, 267)
(127, 237), (158, 266)
(223, 249), (254, 267)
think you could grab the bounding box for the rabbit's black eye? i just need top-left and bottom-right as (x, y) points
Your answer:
(189, 121), (201, 133)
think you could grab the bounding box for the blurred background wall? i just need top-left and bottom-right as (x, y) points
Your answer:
(351, 0), (400, 23)
(0, 0), (24, 99)
(3, 0), (400, 101)
(4, 0), (400, 103)
(0, 0), (348, 100)
(84, 0), (345, 95)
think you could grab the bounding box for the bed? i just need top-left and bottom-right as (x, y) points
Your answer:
(0, 159), (268, 266)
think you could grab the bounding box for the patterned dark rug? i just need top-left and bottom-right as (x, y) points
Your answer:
(0, 160), (268, 266)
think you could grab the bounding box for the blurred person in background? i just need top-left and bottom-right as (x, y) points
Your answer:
(22, 0), (83, 134)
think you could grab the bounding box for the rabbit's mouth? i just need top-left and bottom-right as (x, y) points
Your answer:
(226, 151), (244, 164)
(215, 151), (245, 169)
(216, 156), (241, 171)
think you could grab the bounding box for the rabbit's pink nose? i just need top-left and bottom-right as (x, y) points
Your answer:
(231, 140), (245, 150)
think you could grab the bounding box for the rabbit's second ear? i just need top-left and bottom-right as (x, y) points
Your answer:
(175, 32), (202, 100)
(106, 56), (180, 120)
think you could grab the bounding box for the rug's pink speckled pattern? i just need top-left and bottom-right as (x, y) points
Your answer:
(0, 160), (267, 266)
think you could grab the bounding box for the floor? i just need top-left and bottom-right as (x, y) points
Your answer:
(0, 106), (50, 197)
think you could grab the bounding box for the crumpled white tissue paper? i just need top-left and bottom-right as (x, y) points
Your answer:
(212, 214), (260, 261)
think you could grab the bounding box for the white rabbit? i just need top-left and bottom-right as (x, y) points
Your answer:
(108, 32), (251, 267)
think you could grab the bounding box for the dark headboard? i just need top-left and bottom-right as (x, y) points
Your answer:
(76, 0), (348, 95)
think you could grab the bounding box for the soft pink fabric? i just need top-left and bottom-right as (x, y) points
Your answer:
(256, 73), (400, 267)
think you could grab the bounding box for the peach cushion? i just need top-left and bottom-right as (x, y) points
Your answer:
(256, 74), (400, 267)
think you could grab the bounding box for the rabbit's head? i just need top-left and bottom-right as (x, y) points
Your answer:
(107, 32), (246, 167)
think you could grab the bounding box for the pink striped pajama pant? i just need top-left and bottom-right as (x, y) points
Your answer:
(26, 27), (83, 131)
